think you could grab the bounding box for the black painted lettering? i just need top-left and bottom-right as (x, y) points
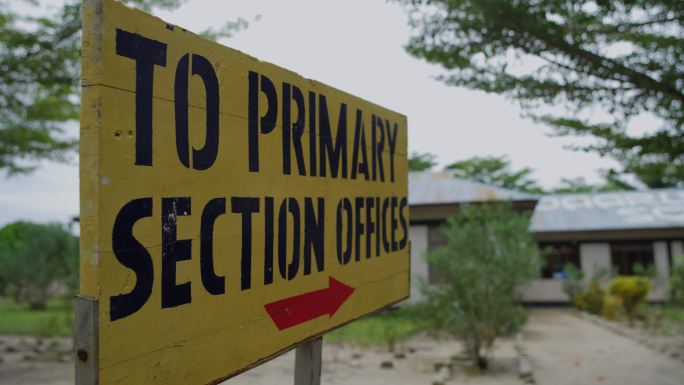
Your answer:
(365, 197), (375, 259)
(247, 72), (278, 172)
(199, 198), (226, 295)
(161, 197), (192, 309)
(264, 196), (274, 285)
(309, 91), (317, 176)
(351, 109), (369, 180)
(278, 198), (300, 280)
(231, 197), (260, 290)
(115, 29), (167, 166)
(391, 197), (398, 252)
(282, 83), (306, 175)
(399, 197), (408, 250)
(386, 120), (398, 182)
(174, 54), (220, 170)
(372, 116), (385, 182)
(381, 197), (390, 253)
(354, 197), (364, 261)
(336, 198), (352, 265)
(110, 198), (154, 321)
(319, 95), (347, 179)
(303, 197), (324, 275)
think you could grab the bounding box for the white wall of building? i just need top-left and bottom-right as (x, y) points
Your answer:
(579, 243), (611, 281)
(652, 241), (671, 300)
(672, 241), (684, 258)
(405, 225), (429, 304)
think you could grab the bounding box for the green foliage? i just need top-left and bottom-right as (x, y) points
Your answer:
(551, 170), (636, 193)
(671, 255), (684, 304)
(561, 263), (584, 301)
(0, 0), (246, 174)
(325, 306), (425, 350)
(601, 294), (622, 320)
(408, 152), (438, 171)
(575, 283), (605, 315)
(422, 203), (541, 369)
(609, 276), (651, 324)
(0, 221), (78, 310)
(399, 0), (684, 188)
(0, 297), (72, 336)
(445, 155), (542, 193)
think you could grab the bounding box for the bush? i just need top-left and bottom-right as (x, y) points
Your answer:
(422, 203), (541, 369)
(561, 263), (584, 302)
(671, 255), (684, 304)
(601, 295), (623, 320)
(609, 276), (650, 325)
(0, 221), (78, 310)
(575, 283), (605, 315)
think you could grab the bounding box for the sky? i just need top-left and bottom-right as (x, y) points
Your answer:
(0, 0), (623, 227)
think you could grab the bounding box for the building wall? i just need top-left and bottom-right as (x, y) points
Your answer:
(406, 225), (429, 304)
(406, 223), (678, 304)
(652, 241), (671, 300)
(579, 242), (611, 281)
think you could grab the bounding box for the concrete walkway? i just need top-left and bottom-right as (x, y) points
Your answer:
(524, 309), (684, 385)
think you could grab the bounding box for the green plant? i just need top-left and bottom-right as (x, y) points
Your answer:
(0, 221), (78, 309)
(609, 276), (651, 325)
(575, 283), (605, 315)
(561, 263), (584, 302)
(398, 0), (684, 188)
(671, 255), (684, 304)
(601, 295), (622, 320)
(421, 203), (541, 369)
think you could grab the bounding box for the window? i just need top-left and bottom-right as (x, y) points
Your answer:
(610, 242), (654, 275)
(540, 242), (580, 279)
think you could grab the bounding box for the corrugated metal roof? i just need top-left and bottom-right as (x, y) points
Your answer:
(408, 171), (538, 206)
(530, 189), (684, 233)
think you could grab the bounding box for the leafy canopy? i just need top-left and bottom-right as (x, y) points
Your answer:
(400, 0), (684, 187)
(408, 151), (438, 171)
(422, 203), (541, 368)
(0, 0), (248, 175)
(0, 221), (78, 309)
(445, 155), (543, 193)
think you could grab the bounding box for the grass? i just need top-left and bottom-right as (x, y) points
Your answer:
(0, 297), (72, 336)
(325, 306), (426, 350)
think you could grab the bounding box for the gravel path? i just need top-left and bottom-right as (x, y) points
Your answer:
(524, 309), (684, 385)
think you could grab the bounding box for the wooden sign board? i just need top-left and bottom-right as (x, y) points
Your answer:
(78, 0), (409, 384)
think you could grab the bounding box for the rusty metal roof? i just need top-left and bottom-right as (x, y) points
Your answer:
(530, 189), (684, 233)
(408, 171), (538, 206)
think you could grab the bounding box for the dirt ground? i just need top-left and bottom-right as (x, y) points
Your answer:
(2, 309), (684, 385)
(524, 309), (684, 385)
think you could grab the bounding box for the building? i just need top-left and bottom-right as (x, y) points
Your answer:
(407, 171), (538, 303)
(526, 189), (684, 302)
(407, 171), (684, 303)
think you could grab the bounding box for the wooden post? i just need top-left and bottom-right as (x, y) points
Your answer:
(74, 296), (98, 385)
(294, 337), (322, 385)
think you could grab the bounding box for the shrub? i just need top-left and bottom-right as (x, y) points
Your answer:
(0, 221), (78, 310)
(609, 276), (650, 325)
(575, 283), (605, 315)
(671, 255), (684, 304)
(561, 263), (584, 302)
(602, 295), (623, 320)
(421, 203), (541, 369)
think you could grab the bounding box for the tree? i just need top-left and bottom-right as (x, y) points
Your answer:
(421, 203), (541, 369)
(0, 221), (78, 309)
(399, 0), (684, 188)
(0, 0), (248, 174)
(445, 155), (543, 193)
(551, 169), (635, 193)
(408, 151), (438, 171)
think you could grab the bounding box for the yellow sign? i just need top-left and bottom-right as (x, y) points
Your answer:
(79, 0), (409, 384)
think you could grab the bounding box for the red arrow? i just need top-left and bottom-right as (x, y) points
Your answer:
(264, 276), (355, 331)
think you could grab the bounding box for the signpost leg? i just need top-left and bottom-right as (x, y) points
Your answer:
(294, 337), (322, 385)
